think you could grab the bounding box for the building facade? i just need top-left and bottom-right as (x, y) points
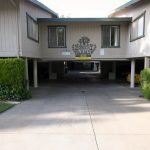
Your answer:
(0, 0), (149, 88)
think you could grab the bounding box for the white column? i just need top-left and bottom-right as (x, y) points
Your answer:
(25, 58), (29, 90)
(130, 60), (135, 88)
(144, 57), (150, 69)
(33, 59), (38, 88)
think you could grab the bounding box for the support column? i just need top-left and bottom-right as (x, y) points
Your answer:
(144, 57), (150, 69)
(25, 58), (29, 90)
(33, 59), (38, 88)
(93, 62), (97, 71)
(49, 62), (52, 80)
(130, 59), (135, 88)
(112, 61), (116, 80)
(98, 61), (101, 73)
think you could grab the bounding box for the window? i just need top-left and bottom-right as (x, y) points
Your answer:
(130, 12), (145, 41)
(102, 25), (120, 48)
(26, 13), (39, 42)
(48, 26), (66, 48)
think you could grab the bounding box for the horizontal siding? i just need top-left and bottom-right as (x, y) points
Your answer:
(0, 0), (18, 56)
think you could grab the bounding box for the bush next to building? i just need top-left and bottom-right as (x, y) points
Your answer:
(0, 58), (31, 101)
(140, 68), (150, 100)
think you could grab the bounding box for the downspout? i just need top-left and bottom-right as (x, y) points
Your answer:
(9, 0), (21, 58)
(16, 0), (22, 58)
(10, 0), (29, 90)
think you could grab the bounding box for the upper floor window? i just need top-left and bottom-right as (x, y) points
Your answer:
(101, 25), (120, 48)
(130, 12), (145, 41)
(48, 26), (66, 48)
(26, 13), (39, 42)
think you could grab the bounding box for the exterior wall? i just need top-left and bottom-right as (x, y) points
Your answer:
(19, 0), (53, 58)
(111, 1), (150, 58)
(0, 0), (19, 57)
(40, 22), (128, 60)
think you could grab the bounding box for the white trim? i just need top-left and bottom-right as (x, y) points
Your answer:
(0, 52), (18, 57)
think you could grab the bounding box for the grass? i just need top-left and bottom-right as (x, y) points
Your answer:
(0, 102), (14, 113)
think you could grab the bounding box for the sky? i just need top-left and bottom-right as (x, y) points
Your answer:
(38, 0), (131, 18)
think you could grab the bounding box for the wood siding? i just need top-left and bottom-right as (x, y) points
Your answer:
(0, 0), (19, 57)
(20, 0), (53, 58)
(111, 1), (150, 58)
(40, 22), (128, 60)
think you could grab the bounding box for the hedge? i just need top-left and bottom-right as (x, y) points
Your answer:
(0, 58), (31, 101)
(140, 68), (150, 100)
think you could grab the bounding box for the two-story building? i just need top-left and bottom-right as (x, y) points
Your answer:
(0, 0), (149, 88)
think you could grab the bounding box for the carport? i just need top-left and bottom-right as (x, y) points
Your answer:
(25, 17), (149, 89)
(26, 58), (145, 89)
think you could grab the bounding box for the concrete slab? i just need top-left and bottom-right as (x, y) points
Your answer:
(97, 135), (150, 150)
(0, 134), (97, 150)
(0, 76), (150, 150)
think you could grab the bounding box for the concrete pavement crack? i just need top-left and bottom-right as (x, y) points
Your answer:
(81, 90), (100, 150)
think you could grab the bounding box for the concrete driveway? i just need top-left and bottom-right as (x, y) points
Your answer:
(0, 75), (150, 150)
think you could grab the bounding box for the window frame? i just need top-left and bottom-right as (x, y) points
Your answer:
(48, 26), (66, 48)
(130, 11), (146, 42)
(101, 25), (120, 48)
(26, 13), (39, 43)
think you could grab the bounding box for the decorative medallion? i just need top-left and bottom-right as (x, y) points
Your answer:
(72, 36), (96, 60)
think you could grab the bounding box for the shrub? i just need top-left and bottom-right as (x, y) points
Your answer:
(0, 58), (31, 101)
(140, 68), (150, 100)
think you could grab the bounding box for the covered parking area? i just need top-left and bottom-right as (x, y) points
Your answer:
(25, 57), (146, 89)
(23, 17), (150, 89)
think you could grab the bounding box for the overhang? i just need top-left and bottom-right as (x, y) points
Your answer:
(38, 17), (132, 23)
(27, 0), (58, 18)
(109, 0), (141, 16)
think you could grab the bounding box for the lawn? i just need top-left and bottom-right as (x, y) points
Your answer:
(0, 102), (14, 113)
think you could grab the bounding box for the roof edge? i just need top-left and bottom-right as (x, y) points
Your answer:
(27, 0), (58, 18)
(109, 0), (141, 17)
(38, 17), (132, 23)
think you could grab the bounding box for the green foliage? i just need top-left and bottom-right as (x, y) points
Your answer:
(0, 58), (31, 101)
(140, 68), (150, 100)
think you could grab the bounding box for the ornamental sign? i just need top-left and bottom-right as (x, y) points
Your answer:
(72, 36), (96, 60)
